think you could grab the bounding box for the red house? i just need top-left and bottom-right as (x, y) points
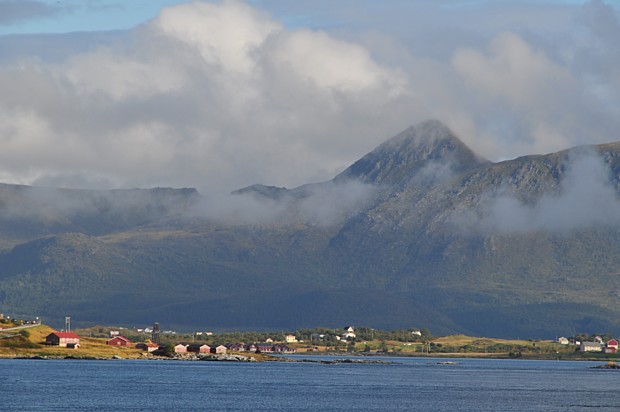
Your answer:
(46, 332), (81, 348)
(256, 344), (274, 353)
(107, 336), (132, 347)
(606, 339), (619, 349)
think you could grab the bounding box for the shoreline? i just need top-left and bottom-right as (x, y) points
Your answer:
(1, 351), (618, 363)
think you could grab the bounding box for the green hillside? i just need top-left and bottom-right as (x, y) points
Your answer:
(1, 121), (620, 338)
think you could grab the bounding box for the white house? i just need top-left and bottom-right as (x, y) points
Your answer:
(285, 335), (297, 343)
(580, 342), (602, 352)
(343, 326), (356, 339)
(557, 337), (569, 345)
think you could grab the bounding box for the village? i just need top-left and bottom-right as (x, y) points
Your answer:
(40, 322), (367, 356)
(2, 313), (620, 360)
(38, 319), (299, 357)
(556, 335), (619, 354)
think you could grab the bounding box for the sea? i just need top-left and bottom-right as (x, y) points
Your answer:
(1, 356), (618, 411)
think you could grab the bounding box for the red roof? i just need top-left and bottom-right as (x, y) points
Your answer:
(51, 332), (80, 339)
(109, 336), (130, 342)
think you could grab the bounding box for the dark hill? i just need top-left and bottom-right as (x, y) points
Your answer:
(1, 121), (620, 338)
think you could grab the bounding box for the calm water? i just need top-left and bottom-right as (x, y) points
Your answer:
(1, 356), (619, 411)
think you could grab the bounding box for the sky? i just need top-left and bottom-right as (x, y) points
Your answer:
(0, 0), (618, 195)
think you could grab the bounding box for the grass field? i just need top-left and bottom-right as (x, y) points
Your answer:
(1, 325), (619, 362)
(0, 324), (146, 359)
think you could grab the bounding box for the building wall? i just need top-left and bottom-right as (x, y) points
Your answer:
(59, 337), (80, 347)
(212, 346), (227, 354)
(580, 343), (602, 352)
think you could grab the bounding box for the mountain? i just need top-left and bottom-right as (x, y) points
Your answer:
(1, 120), (620, 338)
(335, 119), (489, 186)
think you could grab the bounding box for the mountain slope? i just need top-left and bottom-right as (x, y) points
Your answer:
(335, 119), (489, 186)
(1, 121), (620, 337)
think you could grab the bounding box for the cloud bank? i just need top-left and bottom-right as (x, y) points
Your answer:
(455, 149), (620, 234)
(0, 0), (617, 196)
(0, 1), (56, 25)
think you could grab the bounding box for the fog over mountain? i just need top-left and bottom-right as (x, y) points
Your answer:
(1, 120), (620, 338)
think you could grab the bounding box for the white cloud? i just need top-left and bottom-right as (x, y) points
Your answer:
(153, 0), (280, 75)
(0, 0), (617, 197)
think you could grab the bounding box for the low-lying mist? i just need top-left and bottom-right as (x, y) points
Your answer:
(455, 148), (620, 234)
(196, 179), (377, 227)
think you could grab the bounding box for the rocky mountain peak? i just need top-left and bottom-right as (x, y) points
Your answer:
(335, 119), (489, 186)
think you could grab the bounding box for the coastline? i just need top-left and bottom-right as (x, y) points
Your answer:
(2, 324), (618, 363)
(2, 350), (619, 363)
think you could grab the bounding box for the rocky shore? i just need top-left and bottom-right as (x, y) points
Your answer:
(591, 362), (620, 369)
(11, 353), (259, 362)
(294, 358), (397, 365)
(173, 353), (257, 362)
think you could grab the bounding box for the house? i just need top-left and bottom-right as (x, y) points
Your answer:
(256, 344), (274, 353)
(46, 332), (81, 348)
(174, 344), (188, 353)
(411, 330), (422, 336)
(226, 343), (246, 352)
(245, 344), (257, 352)
(211, 345), (227, 354)
(343, 326), (356, 339)
(265, 338), (273, 343)
(580, 342), (602, 352)
(557, 337), (569, 345)
(135, 342), (159, 352)
(285, 335), (297, 343)
(273, 344), (296, 354)
(187, 344), (211, 354)
(603, 339), (618, 354)
(107, 336), (132, 347)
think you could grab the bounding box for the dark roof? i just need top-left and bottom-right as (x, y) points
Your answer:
(187, 343), (210, 348)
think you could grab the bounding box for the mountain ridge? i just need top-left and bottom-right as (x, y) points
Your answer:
(1, 120), (620, 337)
